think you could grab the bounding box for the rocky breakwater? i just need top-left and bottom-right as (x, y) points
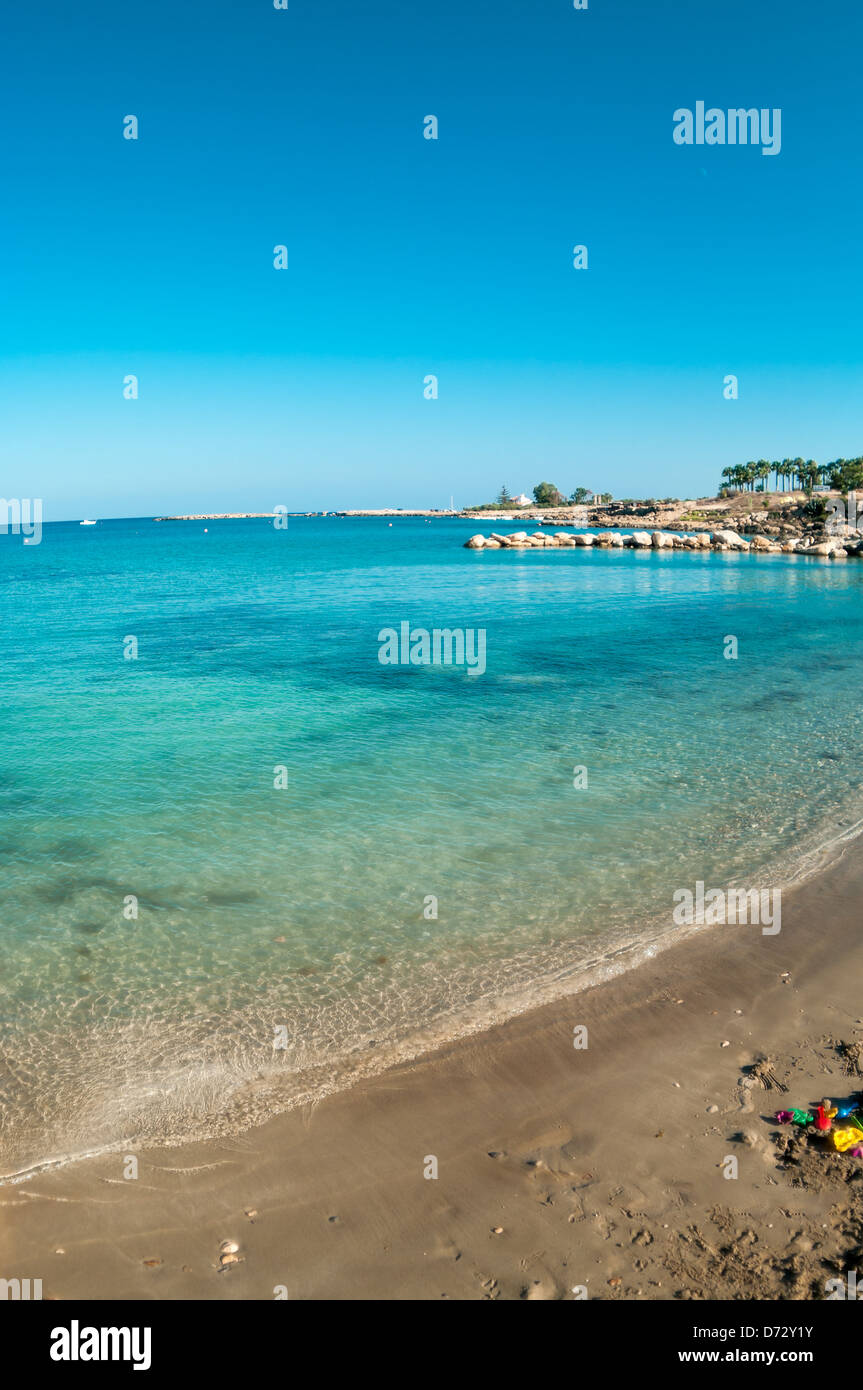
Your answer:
(464, 528), (863, 558)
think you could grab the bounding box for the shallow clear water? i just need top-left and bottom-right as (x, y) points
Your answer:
(1, 516), (862, 1176)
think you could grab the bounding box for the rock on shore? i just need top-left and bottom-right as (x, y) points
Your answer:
(464, 527), (855, 558)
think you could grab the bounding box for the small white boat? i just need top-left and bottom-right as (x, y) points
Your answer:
(80, 519), (97, 526)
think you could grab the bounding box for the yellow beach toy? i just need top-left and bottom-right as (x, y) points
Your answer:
(833, 1126), (863, 1153)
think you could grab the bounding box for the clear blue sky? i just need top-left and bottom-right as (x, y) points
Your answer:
(1, 0), (861, 519)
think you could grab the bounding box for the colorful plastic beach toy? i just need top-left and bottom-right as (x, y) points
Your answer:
(833, 1127), (862, 1152)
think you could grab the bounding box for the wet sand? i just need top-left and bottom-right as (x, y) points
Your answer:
(4, 841), (863, 1301)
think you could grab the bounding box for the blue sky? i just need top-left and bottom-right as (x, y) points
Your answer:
(1, 0), (861, 518)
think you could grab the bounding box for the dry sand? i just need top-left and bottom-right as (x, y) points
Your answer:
(4, 841), (863, 1301)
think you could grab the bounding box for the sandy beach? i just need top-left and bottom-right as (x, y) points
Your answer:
(4, 837), (863, 1302)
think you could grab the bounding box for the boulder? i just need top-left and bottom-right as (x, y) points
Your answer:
(712, 529), (749, 550)
(483, 539), (502, 549)
(574, 533), (595, 546)
(465, 534), (486, 549)
(630, 531), (653, 547)
(651, 531), (673, 548)
(810, 539), (847, 556)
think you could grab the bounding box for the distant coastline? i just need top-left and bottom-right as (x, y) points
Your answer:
(152, 491), (841, 543)
(153, 509), (459, 520)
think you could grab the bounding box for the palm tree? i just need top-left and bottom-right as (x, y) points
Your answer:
(802, 460), (819, 494)
(756, 460), (770, 492)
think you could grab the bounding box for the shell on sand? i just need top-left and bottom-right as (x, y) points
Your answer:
(220, 1239), (240, 1254)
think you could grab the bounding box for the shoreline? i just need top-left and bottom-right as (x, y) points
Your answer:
(3, 807), (859, 1192)
(6, 833), (863, 1300)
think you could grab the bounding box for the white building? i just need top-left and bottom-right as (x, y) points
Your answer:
(513, 493), (533, 506)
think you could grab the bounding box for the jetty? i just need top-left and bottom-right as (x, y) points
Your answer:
(463, 528), (859, 557)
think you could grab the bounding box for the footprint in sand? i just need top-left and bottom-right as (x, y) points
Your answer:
(736, 1079), (758, 1114)
(521, 1276), (564, 1300)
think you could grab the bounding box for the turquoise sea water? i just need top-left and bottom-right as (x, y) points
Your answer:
(2, 515), (862, 1177)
